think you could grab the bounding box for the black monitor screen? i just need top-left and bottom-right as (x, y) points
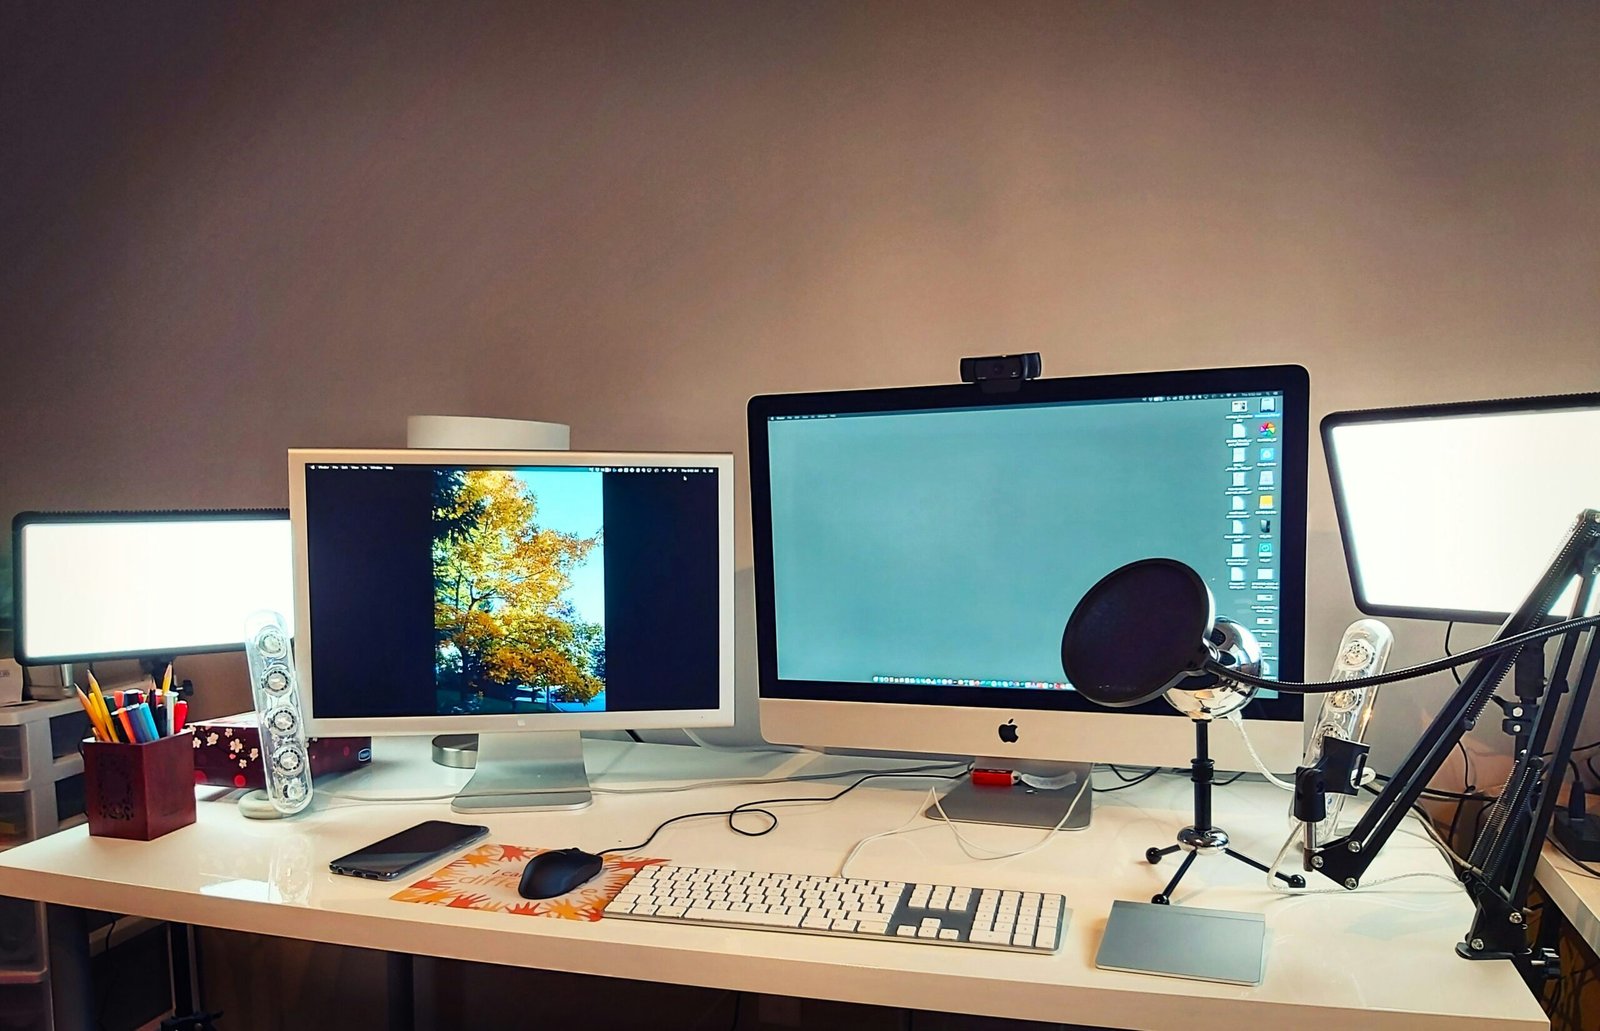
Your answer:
(748, 365), (1308, 722)
(300, 460), (722, 720)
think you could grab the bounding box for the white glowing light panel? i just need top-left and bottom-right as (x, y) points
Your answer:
(15, 514), (294, 663)
(1326, 402), (1600, 622)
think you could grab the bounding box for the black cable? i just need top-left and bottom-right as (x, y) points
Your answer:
(1371, 773), (1497, 803)
(599, 765), (973, 856)
(1215, 771), (1246, 786)
(1472, 797), (1492, 849)
(1446, 799), (1467, 854)
(1093, 767), (1160, 793)
(1448, 739), (1475, 852)
(625, 730), (644, 743)
(1106, 764), (1159, 782)
(1445, 621), (1465, 688)
(1225, 613), (1600, 694)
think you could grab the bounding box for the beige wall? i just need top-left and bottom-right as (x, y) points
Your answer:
(4, 2), (1597, 1026)
(5, 0), (1599, 759)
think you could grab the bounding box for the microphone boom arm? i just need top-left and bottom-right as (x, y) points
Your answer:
(1309, 509), (1600, 978)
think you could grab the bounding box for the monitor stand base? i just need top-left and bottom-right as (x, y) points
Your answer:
(449, 731), (592, 813)
(928, 760), (1093, 830)
(432, 734), (479, 769)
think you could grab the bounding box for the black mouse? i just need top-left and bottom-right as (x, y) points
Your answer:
(519, 847), (605, 899)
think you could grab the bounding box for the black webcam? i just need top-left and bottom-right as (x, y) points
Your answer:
(959, 353), (1042, 394)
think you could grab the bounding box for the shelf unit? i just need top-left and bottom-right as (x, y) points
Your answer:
(0, 698), (92, 1031)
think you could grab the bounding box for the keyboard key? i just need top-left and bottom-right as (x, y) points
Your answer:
(609, 865), (1067, 954)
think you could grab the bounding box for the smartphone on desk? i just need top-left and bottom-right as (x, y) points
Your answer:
(329, 820), (490, 881)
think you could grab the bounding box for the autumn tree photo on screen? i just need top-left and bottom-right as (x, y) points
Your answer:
(432, 468), (606, 715)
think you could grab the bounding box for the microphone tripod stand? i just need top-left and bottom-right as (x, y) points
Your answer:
(1146, 717), (1304, 904)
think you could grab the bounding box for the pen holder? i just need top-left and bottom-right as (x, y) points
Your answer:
(83, 731), (197, 840)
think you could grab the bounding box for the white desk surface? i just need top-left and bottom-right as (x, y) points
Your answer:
(0, 737), (1547, 1031)
(1536, 844), (1600, 958)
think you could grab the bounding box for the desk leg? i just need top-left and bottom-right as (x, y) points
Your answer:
(387, 952), (415, 1031)
(45, 905), (92, 1031)
(168, 922), (196, 1016)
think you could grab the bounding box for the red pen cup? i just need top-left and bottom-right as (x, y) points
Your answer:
(83, 730), (197, 840)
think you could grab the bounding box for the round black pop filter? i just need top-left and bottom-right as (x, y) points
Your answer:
(1061, 558), (1216, 707)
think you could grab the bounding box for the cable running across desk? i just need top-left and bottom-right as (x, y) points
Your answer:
(599, 764), (974, 856)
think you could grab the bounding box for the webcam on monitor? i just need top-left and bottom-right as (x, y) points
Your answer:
(959, 352), (1042, 393)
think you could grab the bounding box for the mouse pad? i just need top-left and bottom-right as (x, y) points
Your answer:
(392, 843), (665, 921)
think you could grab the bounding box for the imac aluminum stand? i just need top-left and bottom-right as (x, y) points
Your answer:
(449, 731), (592, 813)
(928, 760), (1093, 830)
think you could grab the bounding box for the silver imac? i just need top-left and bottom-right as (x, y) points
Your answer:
(747, 365), (1310, 825)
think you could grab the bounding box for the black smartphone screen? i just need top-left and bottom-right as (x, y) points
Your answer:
(328, 820), (490, 880)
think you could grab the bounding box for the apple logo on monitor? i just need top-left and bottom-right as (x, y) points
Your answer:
(997, 719), (1019, 744)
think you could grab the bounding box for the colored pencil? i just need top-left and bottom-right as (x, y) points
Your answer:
(74, 687), (110, 742)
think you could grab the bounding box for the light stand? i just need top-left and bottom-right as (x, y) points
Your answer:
(1146, 717), (1304, 904)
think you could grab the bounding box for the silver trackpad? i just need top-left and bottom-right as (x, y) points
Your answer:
(1095, 900), (1267, 986)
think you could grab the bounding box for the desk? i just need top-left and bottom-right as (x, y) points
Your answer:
(1536, 845), (1600, 959)
(0, 738), (1548, 1031)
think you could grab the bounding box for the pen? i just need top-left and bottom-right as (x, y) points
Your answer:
(173, 700), (188, 733)
(115, 708), (139, 744)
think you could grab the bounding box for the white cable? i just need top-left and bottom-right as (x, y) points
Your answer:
(930, 774), (1093, 859)
(838, 773), (1092, 876)
(838, 788), (940, 876)
(1225, 712), (1296, 791)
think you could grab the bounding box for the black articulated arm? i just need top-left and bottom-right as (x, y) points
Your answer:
(1309, 509), (1600, 977)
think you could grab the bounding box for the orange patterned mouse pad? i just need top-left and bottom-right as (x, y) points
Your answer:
(392, 844), (664, 920)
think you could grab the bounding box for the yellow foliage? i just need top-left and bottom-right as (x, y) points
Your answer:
(434, 470), (604, 705)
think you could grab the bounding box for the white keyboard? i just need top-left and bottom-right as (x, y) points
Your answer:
(606, 864), (1068, 953)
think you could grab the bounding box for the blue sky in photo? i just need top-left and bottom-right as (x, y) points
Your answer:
(510, 467), (605, 626)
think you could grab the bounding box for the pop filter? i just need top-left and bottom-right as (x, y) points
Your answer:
(1060, 558), (1216, 707)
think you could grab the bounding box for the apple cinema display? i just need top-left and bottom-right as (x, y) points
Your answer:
(289, 448), (735, 813)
